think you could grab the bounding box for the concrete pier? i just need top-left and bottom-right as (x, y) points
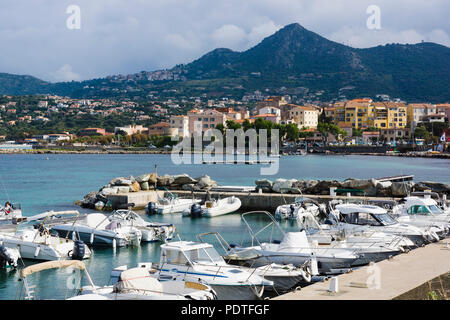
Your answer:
(273, 240), (450, 300)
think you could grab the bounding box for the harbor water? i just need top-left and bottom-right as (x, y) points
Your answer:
(0, 153), (449, 299)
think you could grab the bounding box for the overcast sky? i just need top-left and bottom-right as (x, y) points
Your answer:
(1, 0), (449, 82)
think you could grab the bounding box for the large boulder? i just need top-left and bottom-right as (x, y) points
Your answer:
(140, 182), (150, 191)
(341, 178), (378, 196)
(375, 180), (392, 197)
(391, 181), (415, 197)
(173, 174), (198, 185)
(255, 179), (273, 192)
(135, 174), (151, 183)
(157, 175), (175, 187)
(99, 187), (117, 196)
(416, 181), (450, 195)
(110, 177), (134, 186)
(81, 191), (98, 208)
(304, 180), (342, 194)
(272, 179), (297, 193)
(292, 180), (319, 191)
(130, 181), (140, 192)
(113, 186), (130, 194)
(148, 173), (157, 185)
(95, 201), (105, 211)
(341, 178), (376, 190)
(195, 175), (217, 190)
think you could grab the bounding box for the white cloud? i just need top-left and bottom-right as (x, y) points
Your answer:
(211, 24), (247, 49)
(248, 21), (283, 47)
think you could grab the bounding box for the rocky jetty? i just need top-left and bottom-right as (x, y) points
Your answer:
(255, 178), (450, 197)
(78, 173), (217, 209)
(79, 172), (450, 210)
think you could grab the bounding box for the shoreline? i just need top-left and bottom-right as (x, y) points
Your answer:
(0, 149), (449, 159)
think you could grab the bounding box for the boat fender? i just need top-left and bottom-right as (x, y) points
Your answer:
(90, 232), (94, 244)
(302, 266), (312, 283)
(34, 246), (41, 257)
(146, 202), (157, 215)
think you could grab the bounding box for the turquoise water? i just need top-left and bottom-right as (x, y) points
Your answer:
(0, 153), (448, 299)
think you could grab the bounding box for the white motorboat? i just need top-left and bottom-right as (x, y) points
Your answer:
(109, 207), (175, 242)
(330, 203), (436, 246)
(50, 212), (142, 247)
(274, 197), (325, 220)
(146, 192), (201, 215)
(0, 225), (91, 261)
(76, 267), (217, 300)
(149, 240), (273, 300)
(228, 211), (362, 275)
(0, 202), (23, 223)
(183, 196), (242, 218)
(17, 260), (216, 300)
(293, 210), (408, 265)
(391, 196), (450, 238)
(196, 232), (312, 292)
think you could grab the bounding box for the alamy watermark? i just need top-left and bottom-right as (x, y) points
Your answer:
(171, 125), (280, 176)
(366, 262), (381, 289)
(366, 5), (381, 30)
(66, 5), (81, 30)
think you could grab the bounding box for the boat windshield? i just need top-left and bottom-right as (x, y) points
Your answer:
(187, 247), (224, 264)
(407, 205), (432, 216)
(374, 213), (397, 226)
(428, 205), (443, 215)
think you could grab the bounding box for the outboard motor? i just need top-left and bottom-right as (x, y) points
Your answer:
(71, 240), (86, 261)
(146, 202), (157, 215)
(0, 245), (17, 269)
(289, 204), (295, 218)
(190, 203), (203, 218)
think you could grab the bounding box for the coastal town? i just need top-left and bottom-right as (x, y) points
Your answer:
(0, 93), (449, 154)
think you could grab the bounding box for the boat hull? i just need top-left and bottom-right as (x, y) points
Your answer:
(210, 284), (263, 300)
(51, 227), (128, 247)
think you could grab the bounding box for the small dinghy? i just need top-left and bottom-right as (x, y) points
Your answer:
(110, 206), (175, 242)
(183, 196), (242, 218)
(146, 192), (201, 215)
(275, 197), (325, 221)
(0, 225), (90, 261)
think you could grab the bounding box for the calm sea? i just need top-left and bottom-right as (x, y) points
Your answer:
(0, 153), (448, 299)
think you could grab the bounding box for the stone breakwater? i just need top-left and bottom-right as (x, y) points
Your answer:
(78, 171), (450, 211)
(78, 173), (218, 210)
(255, 178), (450, 197)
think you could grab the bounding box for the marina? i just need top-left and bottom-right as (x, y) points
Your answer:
(0, 153), (449, 300)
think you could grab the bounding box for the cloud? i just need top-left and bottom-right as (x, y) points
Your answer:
(248, 21), (283, 47)
(329, 26), (450, 48)
(211, 24), (247, 48)
(50, 64), (81, 82)
(0, 0), (448, 81)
